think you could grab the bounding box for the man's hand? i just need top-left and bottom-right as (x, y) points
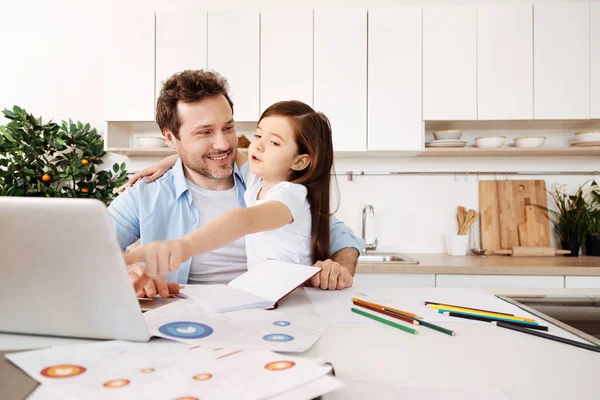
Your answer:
(128, 265), (181, 298)
(124, 240), (188, 278)
(310, 259), (353, 290)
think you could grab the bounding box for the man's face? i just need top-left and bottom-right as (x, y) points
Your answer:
(165, 95), (237, 188)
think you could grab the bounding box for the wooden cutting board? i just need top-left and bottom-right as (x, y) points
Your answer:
(479, 181), (502, 255)
(479, 180), (551, 254)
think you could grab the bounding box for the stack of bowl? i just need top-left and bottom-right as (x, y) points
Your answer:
(572, 131), (600, 147)
(426, 130), (467, 148)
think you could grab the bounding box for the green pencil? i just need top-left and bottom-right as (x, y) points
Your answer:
(382, 308), (456, 337)
(351, 307), (418, 335)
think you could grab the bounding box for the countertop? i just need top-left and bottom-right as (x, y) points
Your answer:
(356, 254), (600, 276)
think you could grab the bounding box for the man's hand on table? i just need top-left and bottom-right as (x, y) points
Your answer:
(128, 265), (181, 298)
(309, 259), (354, 290)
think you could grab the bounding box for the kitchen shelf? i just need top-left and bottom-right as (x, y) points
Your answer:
(107, 147), (249, 156)
(417, 146), (600, 157)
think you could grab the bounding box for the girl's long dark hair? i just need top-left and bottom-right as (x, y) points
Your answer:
(258, 101), (334, 263)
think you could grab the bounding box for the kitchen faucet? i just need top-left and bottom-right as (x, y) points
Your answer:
(361, 204), (378, 253)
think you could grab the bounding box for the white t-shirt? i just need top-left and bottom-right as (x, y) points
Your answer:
(187, 180), (247, 284)
(242, 163), (312, 270)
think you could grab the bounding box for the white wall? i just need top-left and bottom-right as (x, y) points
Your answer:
(1, 0), (598, 254)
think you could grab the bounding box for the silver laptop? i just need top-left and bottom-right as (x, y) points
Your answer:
(0, 197), (149, 341)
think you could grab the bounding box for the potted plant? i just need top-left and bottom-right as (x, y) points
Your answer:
(536, 184), (588, 257)
(584, 181), (600, 256)
(0, 106), (127, 205)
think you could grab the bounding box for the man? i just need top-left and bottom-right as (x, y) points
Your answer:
(109, 70), (363, 298)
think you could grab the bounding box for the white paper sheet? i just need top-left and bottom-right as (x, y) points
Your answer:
(267, 375), (345, 400)
(229, 260), (321, 303)
(10, 341), (333, 400)
(144, 299), (327, 352)
(323, 381), (512, 400)
(179, 284), (273, 312)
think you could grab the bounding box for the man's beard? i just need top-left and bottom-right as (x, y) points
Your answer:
(180, 148), (235, 180)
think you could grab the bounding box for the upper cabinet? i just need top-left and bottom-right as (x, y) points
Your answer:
(477, 5), (533, 120)
(423, 6), (477, 121)
(156, 11), (207, 106)
(592, 2), (600, 119)
(314, 9), (367, 151)
(534, 3), (590, 120)
(368, 8), (423, 151)
(104, 12), (155, 121)
(260, 9), (313, 114)
(208, 10), (260, 122)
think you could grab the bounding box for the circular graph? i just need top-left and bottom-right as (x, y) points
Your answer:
(263, 333), (294, 342)
(40, 364), (86, 379)
(264, 361), (296, 371)
(103, 379), (130, 388)
(193, 373), (213, 381)
(273, 321), (291, 327)
(158, 321), (214, 339)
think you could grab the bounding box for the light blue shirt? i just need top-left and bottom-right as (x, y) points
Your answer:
(108, 158), (363, 284)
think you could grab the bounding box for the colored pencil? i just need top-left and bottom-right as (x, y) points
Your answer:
(351, 307), (418, 335)
(493, 321), (600, 353)
(429, 304), (536, 323)
(443, 311), (547, 331)
(351, 297), (422, 319)
(441, 310), (538, 325)
(387, 310), (456, 336)
(352, 300), (418, 325)
(424, 301), (514, 316)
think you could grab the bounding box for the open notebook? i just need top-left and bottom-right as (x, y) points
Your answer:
(177, 260), (321, 313)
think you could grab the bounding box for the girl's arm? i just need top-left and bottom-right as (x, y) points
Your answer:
(127, 154), (179, 186)
(236, 149), (248, 169)
(123, 201), (293, 277)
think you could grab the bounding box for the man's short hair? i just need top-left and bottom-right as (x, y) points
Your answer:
(156, 70), (234, 139)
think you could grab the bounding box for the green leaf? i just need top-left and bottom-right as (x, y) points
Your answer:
(3, 131), (15, 142)
(113, 163), (119, 173)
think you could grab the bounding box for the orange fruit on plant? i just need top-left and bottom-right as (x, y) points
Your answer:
(81, 159), (89, 165)
(42, 174), (51, 182)
(81, 188), (89, 193)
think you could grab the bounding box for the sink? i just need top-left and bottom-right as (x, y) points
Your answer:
(358, 252), (419, 264)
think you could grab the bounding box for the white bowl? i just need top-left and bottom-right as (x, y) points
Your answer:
(136, 136), (167, 148)
(433, 130), (463, 140)
(514, 136), (546, 148)
(574, 131), (600, 143)
(474, 136), (506, 148)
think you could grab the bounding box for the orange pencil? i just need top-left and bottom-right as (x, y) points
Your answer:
(351, 297), (422, 320)
(352, 299), (418, 325)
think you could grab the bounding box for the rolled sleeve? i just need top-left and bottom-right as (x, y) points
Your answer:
(107, 185), (141, 251)
(329, 215), (364, 255)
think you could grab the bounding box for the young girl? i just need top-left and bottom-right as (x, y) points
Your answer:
(124, 100), (334, 278)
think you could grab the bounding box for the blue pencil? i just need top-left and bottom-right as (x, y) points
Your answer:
(440, 310), (540, 326)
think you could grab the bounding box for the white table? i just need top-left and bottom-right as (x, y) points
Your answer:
(2, 280), (600, 400)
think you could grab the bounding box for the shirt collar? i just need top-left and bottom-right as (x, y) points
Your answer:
(172, 157), (244, 199)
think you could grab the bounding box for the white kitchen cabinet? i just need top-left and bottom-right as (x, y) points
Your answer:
(260, 9), (313, 114)
(156, 11), (207, 105)
(368, 8), (423, 152)
(314, 9), (367, 151)
(435, 275), (564, 289)
(565, 276), (600, 289)
(534, 3), (590, 120)
(104, 11), (155, 121)
(423, 6), (477, 121)
(592, 2), (600, 119)
(477, 5), (533, 120)
(354, 274), (436, 288)
(208, 10), (259, 122)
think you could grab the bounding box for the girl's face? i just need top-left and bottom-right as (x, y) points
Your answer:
(248, 116), (309, 182)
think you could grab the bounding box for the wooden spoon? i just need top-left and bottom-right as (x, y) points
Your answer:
(460, 210), (479, 235)
(457, 206), (467, 234)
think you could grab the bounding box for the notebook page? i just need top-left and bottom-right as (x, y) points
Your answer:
(228, 260), (321, 303)
(179, 284), (273, 313)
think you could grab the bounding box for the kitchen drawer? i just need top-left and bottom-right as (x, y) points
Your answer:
(435, 274), (564, 289)
(565, 276), (600, 289)
(354, 274), (435, 288)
